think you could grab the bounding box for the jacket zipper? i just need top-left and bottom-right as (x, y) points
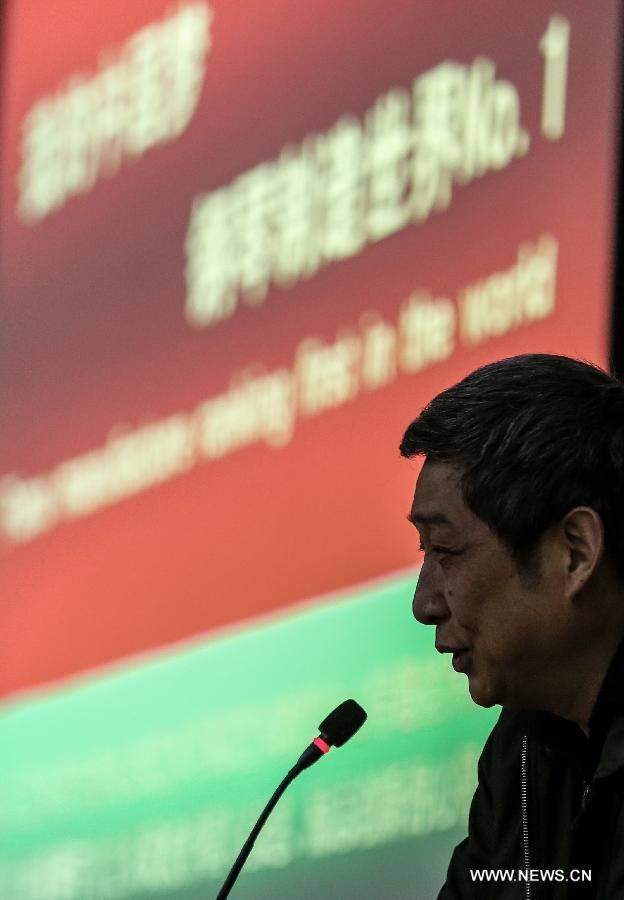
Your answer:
(521, 735), (531, 900)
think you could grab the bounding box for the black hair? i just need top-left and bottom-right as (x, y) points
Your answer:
(400, 353), (624, 580)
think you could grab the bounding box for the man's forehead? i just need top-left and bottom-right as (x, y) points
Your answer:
(410, 460), (463, 527)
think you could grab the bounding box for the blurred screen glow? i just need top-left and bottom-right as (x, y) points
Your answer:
(0, 2), (621, 897)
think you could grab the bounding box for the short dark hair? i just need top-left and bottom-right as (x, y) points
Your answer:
(400, 353), (624, 581)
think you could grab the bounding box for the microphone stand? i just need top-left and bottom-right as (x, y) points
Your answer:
(214, 699), (366, 898)
(215, 743), (323, 899)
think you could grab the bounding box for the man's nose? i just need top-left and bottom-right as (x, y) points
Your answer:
(412, 559), (450, 624)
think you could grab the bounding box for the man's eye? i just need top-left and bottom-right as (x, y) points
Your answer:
(419, 543), (459, 558)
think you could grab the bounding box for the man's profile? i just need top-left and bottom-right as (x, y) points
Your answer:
(400, 353), (624, 899)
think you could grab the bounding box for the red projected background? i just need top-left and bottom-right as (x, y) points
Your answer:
(0, 0), (621, 699)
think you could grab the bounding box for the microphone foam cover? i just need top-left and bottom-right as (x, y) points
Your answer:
(319, 699), (367, 747)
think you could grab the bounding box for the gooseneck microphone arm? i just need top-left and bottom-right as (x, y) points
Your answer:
(215, 699), (367, 899)
(214, 754), (309, 900)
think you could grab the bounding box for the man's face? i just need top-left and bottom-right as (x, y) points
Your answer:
(409, 458), (565, 710)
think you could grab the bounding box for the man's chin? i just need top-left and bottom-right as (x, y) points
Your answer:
(467, 676), (498, 709)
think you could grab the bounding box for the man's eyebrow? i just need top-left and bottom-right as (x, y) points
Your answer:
(406, 511), (453, 527)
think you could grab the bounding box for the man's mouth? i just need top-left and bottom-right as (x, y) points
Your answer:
(436, 643), (471, 672)
(451, 649), (471, 673)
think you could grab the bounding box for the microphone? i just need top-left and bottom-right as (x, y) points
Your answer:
(293, 698), (368, 770)
(215, 699), (367, 899)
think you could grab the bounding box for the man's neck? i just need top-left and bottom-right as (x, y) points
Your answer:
(544, 634), (624, 733)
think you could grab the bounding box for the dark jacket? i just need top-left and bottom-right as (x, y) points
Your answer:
(438, 641), (624, 899)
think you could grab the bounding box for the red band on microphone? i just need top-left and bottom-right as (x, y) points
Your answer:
(313, 737), (331, 754)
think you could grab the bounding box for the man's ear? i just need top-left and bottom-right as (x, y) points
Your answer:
(560, 506), (604, 599)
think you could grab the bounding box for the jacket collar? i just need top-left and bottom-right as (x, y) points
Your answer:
(516, 636), (624, 778)
(591, 636), (624, 778)
(591, 634), (624, 718)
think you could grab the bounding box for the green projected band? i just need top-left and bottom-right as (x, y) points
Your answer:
(0, 571), (497, 899)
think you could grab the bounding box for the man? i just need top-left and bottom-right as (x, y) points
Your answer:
(400, 353), (624, 899)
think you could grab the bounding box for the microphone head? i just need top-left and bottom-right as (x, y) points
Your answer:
(319, 699), (367, 747)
